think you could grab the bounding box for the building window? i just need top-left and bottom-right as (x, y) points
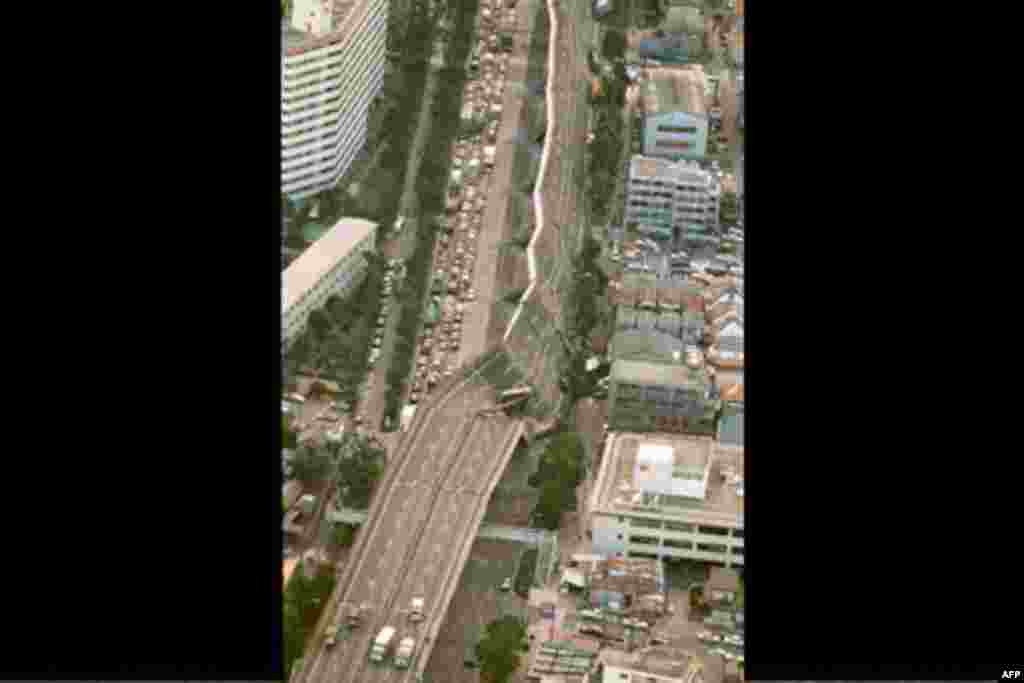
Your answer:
(731, 546), (744, 555)
(657, 125), (697, 134)
(655, 141), (691, 149)
(699, 525), (730, 537)
(664, 521), (694, 533)
(697, 542), (728, 554)
(631, 518), (662, 530)
(732, 528), (744, 539)
(663, 538), (692, 550)
(629, 535), (660, 546)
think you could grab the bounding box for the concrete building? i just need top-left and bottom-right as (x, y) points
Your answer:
(588, 433), (743, 568)
(282, 217), (377, 352)
(607, 354), (718, 434)
(586, 557), (667, 615)
(282, 0), (389, 200)
(640, 68), (709, 161)
(599, 646), (707, 683)
(626, 155), (722, 248)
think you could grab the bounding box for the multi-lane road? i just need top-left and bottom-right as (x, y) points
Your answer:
(292, 363), (526, 683)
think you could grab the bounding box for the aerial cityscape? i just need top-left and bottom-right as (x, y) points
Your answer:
(280, 0), (745, 680)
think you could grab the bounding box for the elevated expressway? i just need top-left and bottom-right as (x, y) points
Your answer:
(293, 364), (527, 683)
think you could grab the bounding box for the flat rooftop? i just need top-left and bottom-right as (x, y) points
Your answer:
(282, 217), (376, 314)
(593, 433), (743, 527)
(282, 0), (360, 55)
(630, 155), (715, 185)
(642, 67), (707, 115)
(612, 359), (706, 389)
(601, 646), (702, 680)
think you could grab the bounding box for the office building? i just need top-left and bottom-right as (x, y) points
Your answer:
(588, 433), (743, 568)
(282, 217), (377, 352)
(641, 68), (708, 161)
(626, 155), (722, 247)
(282, 0), (389, 199)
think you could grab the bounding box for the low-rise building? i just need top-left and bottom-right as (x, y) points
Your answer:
(599, 646), (707, 683)
(587, 557), (666, 613)
(528, 639), (600, 680)
(589, 434), (743, 568)
(640, 68), (709, 161)
(608, 359), (717, 434)
(282, 217), (377, 352)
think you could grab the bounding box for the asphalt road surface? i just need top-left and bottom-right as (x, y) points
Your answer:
(293, 367), (526, 683)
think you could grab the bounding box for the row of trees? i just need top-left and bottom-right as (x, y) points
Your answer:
(287, 433), (385, 509)
(283, 564), (336, 678)
(588, 33), (627, 226)
(332, 434), (386, 509)
(530, 432), (585, 530)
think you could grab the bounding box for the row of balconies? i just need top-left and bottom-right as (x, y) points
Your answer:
(282, 68), (381, 174)
(282, 133), (362, 192)
(282, 52), (383, 128)
(283, 107), (364, 167)
(283, 14), (384, 89)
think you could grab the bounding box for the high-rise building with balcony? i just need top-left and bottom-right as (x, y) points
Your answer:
(282, 0), (388, 200)
(626, 155), (722, 247)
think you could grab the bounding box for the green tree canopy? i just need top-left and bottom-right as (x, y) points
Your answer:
(290, 445), (331, 484)
(476, 616), (526, 683)
(307, 308), (332, 340)
(333, 434), (386, 509)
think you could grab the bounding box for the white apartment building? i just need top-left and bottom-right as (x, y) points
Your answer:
(282, 0), (389, 200)
(282, 217), (377, 352)
(626, 155), (722, 247)
(587, 433), (743, 569)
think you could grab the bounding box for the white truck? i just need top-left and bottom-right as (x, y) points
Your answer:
(369, 626), (396, 663)
(394, 636), (416, 668)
